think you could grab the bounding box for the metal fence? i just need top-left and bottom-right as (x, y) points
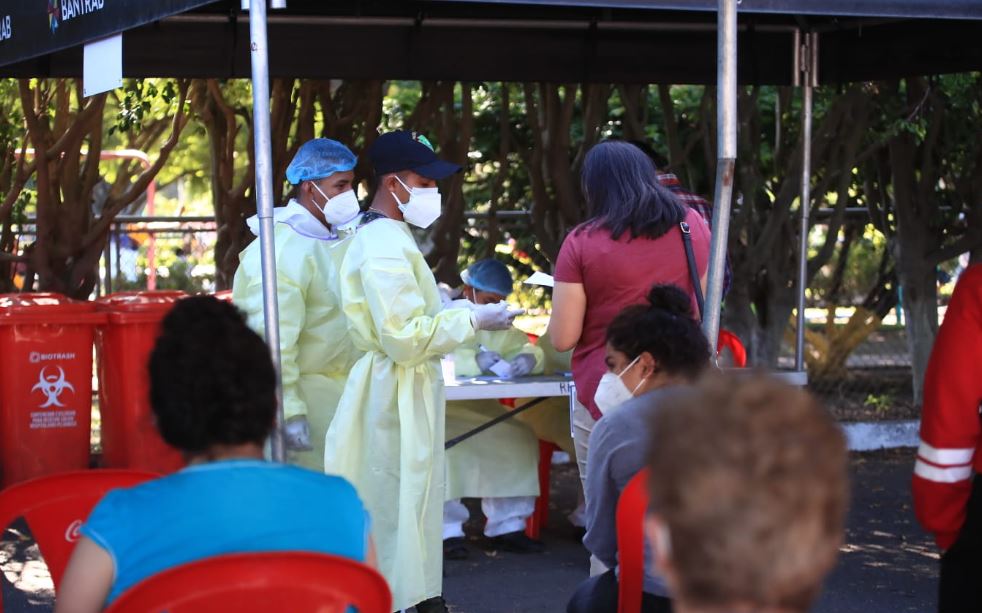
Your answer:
(98, 215), (219, 297)
(779, 326), (916, 420)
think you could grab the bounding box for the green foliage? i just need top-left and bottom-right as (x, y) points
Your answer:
(810, 224), (888, 306)
(381, 81), (421, 130)
(109, 79), (184, 135)
(1, 73), (979, 314)
(863, 392), (894, 416)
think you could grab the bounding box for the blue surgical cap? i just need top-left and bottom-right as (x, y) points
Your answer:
(286, 138), (357, 185)
(461, 259), (513, 297)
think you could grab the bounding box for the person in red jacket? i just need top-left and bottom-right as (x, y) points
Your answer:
(913, 263), (982, 612)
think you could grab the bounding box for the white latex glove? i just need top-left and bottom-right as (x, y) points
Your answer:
(438, 283), (456, 307)
(509, 354), (537, 378)
(476, 350), (505, 372)
(470, 302), (523, 331)
(284, 416), (312, 451)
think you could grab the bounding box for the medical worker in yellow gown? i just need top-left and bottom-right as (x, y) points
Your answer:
(513, 331), (576, 458)
(323, 131), (520, 613)
(442, 259), (547, 558)
(232, 138), (363, 470)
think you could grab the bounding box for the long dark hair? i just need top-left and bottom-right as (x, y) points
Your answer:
(578, 140), (686, 241)
(606, 284), (709, 380)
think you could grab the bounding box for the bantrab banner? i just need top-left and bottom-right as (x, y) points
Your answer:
(0, 0), (215, 68)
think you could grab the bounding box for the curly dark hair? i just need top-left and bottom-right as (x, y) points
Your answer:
(148, 296), (276, 454)
(605, 284), (710, 380)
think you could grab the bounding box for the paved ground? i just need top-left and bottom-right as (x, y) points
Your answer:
(2, 449), (939, 612)
(443, 449), (937, 613)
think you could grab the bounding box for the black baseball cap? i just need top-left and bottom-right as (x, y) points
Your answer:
(369, 130), (462, 180)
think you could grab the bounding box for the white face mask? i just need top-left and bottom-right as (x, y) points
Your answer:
(312, 183), (361, 227)
(246, 200), (335, 241)
(391, 175), (442, 229)
(593, 355), (647, 416)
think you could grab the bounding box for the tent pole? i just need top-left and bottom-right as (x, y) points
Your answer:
(703, 0), (737, 353)
(103, 225), (112, 296)
(795, 32), (817, 372)
(248, 0), (285, 462)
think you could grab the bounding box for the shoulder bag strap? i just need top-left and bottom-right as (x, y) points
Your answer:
(680, 221), (705, 321)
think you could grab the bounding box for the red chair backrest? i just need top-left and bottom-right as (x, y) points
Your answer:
(717, 328), (747, 368)
(616, 467), (650, 613)
(104, 551), (393, 613)
(0, 469), (159, 606)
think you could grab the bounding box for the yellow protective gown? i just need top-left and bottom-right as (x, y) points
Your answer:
(445, 328), (544, 500)
(232, 205), (360, 470)
(513, 331), (576, 458)
(323, 218), (475, 610)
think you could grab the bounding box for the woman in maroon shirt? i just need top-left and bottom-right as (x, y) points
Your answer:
(548, 140), (709, 499)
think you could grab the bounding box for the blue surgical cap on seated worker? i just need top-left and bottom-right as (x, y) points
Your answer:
(461, 259), (513, 297)
(285, 138), (357, 185)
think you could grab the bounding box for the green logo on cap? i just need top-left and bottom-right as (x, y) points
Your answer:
(412, 132), (435, 152)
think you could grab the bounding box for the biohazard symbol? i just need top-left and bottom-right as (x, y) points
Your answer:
(31, 366), (75, 408)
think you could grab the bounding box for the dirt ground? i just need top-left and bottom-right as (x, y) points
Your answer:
(814, 367), (920, 422)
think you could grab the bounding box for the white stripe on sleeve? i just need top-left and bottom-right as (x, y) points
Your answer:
(915, 459), (973, 484)
(918, 441), (975, 466)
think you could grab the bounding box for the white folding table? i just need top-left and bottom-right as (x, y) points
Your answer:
(443, 370), (805, 403)
(444, 375), (575, 402)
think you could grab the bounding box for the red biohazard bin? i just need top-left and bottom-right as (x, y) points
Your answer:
(0, 293), (105, 488)
(95, 291), (187, 473)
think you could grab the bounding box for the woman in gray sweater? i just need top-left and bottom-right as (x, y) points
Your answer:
(568, 284), (710, 613)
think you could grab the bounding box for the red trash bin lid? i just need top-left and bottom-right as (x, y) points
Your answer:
(0, 293), (104, 325)
(96, 291), (187, 313)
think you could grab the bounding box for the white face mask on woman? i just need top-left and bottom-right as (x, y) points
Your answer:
(593, 354), (647, 416)
(311, 183), (361, 227)
(391, 175), (442, 229)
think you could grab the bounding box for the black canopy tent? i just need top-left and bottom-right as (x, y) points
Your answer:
(3, 1), (982, 85)
(1, 0), (980, 458)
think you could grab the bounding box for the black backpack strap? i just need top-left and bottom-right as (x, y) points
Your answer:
(680, 221), (705, 321)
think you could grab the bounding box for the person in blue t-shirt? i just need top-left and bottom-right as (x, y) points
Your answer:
(55, 296), (376, 613)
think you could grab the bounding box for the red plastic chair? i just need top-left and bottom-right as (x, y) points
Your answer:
(616, 467), (650, 613)
(104, 551), (392, 613)
(717, 328), (747, 368)
(0, 469), (159, 607)
(525, 440), (559, 539)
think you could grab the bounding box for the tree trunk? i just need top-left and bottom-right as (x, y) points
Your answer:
(19, 79), (188, 297)
(889, 132), (938, 404)
(194, 79), (257, 290)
